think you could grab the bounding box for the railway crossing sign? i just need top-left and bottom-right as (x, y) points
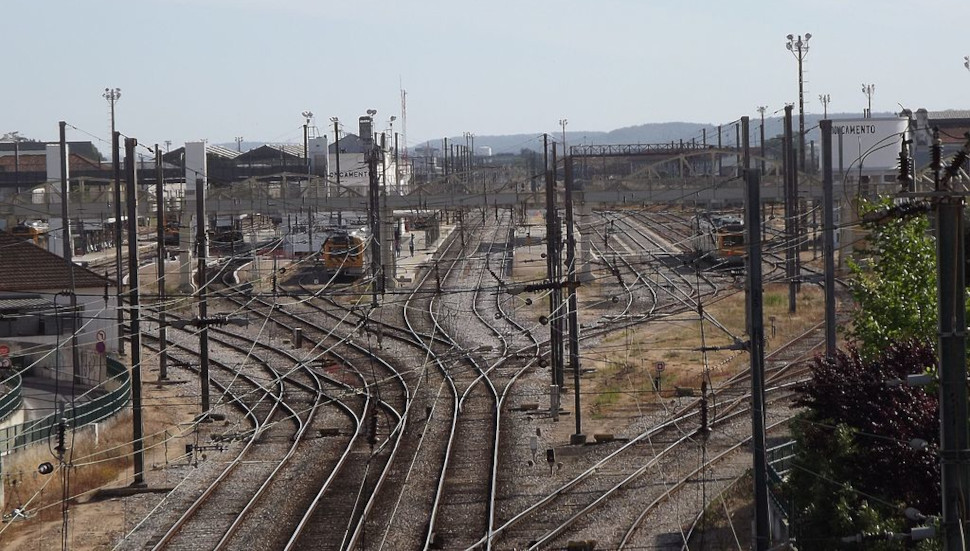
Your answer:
(0, 344), (9, 357)
(96, 330), (106, 342)
(655, 361), (665, 372)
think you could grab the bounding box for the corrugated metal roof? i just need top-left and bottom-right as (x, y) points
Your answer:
(207, 145), (242, 159)
(0, 295), (53, 311)
(266, 144), (305, 158)
(928, 109), (970, 120)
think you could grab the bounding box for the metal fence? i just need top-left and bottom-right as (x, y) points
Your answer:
(0, 356), (130, 454)
(0, 372), (23, 423)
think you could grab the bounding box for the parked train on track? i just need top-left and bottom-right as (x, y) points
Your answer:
(689, 212), (745, 267)
(10, 221), (49, 247)
(321, 229), (370, 279)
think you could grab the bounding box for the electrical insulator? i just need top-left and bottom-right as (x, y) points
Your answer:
(367, 413), (378, 447)
(54, 418), (67, 455)
(699, 380), (710, 437)
(898, 139), (913, 192)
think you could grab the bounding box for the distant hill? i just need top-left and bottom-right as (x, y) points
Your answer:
(422, 112), (897, 155)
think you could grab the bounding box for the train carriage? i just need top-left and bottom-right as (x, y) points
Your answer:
(690, 212), (745, 268)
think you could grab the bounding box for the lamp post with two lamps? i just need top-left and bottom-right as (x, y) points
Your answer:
(818, 94), (831, 119)
(302, 110), (313, 175)
(103, 87), (121, 136)
(756, 106), (767, 175)
(785, 33), (811, 172)
(559, 118), (568, 154)
(861, 84), (875, 118)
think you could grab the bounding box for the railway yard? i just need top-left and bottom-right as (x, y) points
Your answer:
(0, 200), (837, 550)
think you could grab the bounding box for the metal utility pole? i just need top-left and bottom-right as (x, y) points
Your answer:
(58, 122), (81, 386)
(234, 136), (243, 152)
(332, 117), (342, 226)
(551, 142), (565, 391)
(368, 141), (381, 307)
(195, 178), (211, 414)
(564, 155), (585, 445)
(125, 137), (145, 486)
(112, 131), (125, 355)
(543, 134), (561, 418)
(155, 145), (168, 380)
(785, 33), (811, 172)
(783, 105), (797, 313)
(743, 160), (770, 551)
(934, 133), (970, 550)
(820, 120), (837, 359)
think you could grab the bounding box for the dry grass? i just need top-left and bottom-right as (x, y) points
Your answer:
(581, 282), (827, 422)
(1, 359), (198, 547)
(3, 419), (133, 524)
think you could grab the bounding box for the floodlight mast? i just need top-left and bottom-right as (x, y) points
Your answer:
(785, 33), (811, 171)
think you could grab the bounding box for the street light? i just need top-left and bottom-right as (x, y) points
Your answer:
(756, 106), (767, 175)
(964, 55), (969, 72)
(785, 33), (811, 172)
(818, 94), (831, 119)
(559, 118), (568, 155)
(302, 111), (313, 174)
(102, 87), (121, 137)
(861, 84), (875, 118)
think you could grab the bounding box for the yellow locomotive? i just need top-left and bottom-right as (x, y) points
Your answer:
(321, 229), (370, 279)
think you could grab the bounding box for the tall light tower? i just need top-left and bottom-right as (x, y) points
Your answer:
(818, 94), (831, 119)
(861, 84), (875, 118)
(234, 136), (243, 152)
(785, 33), (811, 172)
(103, 87), (121, 137)
(965, 55), (970, 73)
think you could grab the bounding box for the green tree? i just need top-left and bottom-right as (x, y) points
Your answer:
(846, 198), (937, 359)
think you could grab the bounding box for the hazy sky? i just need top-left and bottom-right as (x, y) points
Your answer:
(5, 0), (970, 154)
